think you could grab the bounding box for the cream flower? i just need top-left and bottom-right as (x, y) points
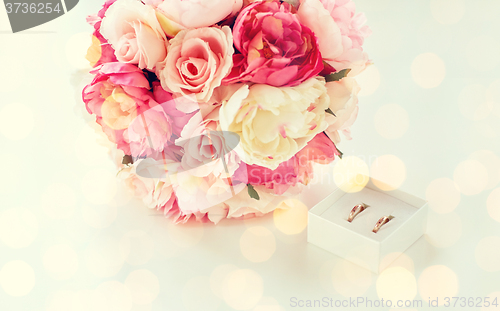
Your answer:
(148, 0), (243, 36)
(171, 171), (246, 213)
(219, 78), (329, 170)
(324, 77), (360, 144)
(118, 158), (176, 211)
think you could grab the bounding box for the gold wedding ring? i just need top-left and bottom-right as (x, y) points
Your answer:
(372, 215), (395, 233)
(347, 203), (370, 222)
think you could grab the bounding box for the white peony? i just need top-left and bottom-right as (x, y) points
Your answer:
(219, 78), (330, 170)
(324, 77), (360, 144)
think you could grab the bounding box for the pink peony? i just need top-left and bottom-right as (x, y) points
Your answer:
(148, 0), (243, 36)
(246, 158), (307, 195)
(175, 112), (241, 178)
(100, 0), (168, 71)
(245, 132), (339, 194)
(157, 26), (234, 103)
(296, 131), (340, 164)
(125, 104), (173, 158)
(297, 0), (371, 75)
(82, 62), (155, 155)
(152, 82), (197, 138)
(225, 0), (323, 87)
(85, 0), (118, 67)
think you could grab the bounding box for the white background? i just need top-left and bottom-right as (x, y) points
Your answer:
(1, 0), (500, 310)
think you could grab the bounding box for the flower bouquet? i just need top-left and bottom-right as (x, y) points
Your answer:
(83, 0), (371, 223)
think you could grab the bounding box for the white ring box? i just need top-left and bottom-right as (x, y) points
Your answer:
(307, 174), (428, 274)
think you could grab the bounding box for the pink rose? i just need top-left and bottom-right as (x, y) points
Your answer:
(148, 0), (243, 36)
(100, 0), (167, 71)
(225, 0), (323, 87)
(324, 77), (360, 144)
(297, 0), (371, 75)
(82, 62), (155, 155)
(157, 26), (234, 103)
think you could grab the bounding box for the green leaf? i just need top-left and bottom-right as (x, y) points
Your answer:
(323, 131), (343, 159)
(282, 0), (299, 9)
(325, 68), (351, 82)
(335, 145), (343, 159)
(247, 184), (260, 200)
(325, 108), (336, 116)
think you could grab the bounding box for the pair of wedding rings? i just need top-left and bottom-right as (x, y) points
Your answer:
(347, 203), (395, 233)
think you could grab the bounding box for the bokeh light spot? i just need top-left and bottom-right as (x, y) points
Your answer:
(240, 226), (276, 262)
(222, 269), (263, 310)
(43, 244), (79, 280)
(487, 188), (500, 223)
(370, 155), (406, 191)
(481, 291), (500, 311)
(380, 252), (415, 274)
(333, 156), (370, 193)
(0, 260), (35, 297)
(453, 159), (488, 195)
(376, 267), (417, 301)
(418, 265), (459, 305)
(125, 269), (160, 305)
(273, 199), (308, 235)
(469, 150), (500, 190)
(356, 64), (380, 97)
(426, 178), (461, 214)
(475, 236), (500, 272)
(411, 53), (446, 88)
(210, 264), (239, 299)
(0, 208), (38, 249)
